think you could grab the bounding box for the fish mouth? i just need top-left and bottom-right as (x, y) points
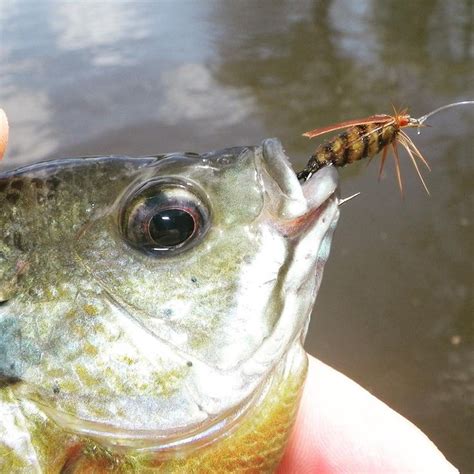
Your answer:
(239, 137), (340, 380)
(259, 138), (339, 230)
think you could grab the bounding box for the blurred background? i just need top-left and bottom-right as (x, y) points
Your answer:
(0, 0), (472, 470)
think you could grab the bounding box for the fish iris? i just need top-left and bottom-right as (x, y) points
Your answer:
(119, 177), (211, 256)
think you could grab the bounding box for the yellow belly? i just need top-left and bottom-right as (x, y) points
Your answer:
(1, 355), (307, 473)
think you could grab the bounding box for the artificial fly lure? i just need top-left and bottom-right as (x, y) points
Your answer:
(297, 101), (474, 195)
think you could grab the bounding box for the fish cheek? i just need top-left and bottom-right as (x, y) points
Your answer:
(72, 212), (266, 367)
(72, 165), (270, 366)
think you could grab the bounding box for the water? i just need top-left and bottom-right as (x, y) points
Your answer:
(1, 0), (473, 470)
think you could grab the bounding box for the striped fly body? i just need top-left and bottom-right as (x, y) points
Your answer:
(298, 101), (474, 195)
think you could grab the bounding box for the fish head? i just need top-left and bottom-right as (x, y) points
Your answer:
(0, 138), (339, 460)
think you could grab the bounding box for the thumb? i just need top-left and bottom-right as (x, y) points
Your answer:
(278, 355), (458, 473)
(0, 109), (9, 160)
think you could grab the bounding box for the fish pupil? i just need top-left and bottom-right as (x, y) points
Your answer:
(149, 209), (195, 247)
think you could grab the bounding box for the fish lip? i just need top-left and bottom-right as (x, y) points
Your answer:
(260, 138), (307, 215)
(260, 138), (339, 227)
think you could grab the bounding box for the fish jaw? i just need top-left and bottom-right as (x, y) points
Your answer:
(240, 139), (339, 378)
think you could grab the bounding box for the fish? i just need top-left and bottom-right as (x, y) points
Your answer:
(0, 138), (340, 472)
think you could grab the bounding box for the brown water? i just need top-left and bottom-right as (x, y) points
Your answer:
(1, 1), (473, 470)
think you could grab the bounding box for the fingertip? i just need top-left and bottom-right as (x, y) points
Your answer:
(0, 108), (9, 160)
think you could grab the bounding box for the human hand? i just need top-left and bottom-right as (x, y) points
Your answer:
(0, 108), (8, 159)
(278, 355), (458, 473)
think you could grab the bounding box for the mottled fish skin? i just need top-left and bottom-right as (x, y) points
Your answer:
(0, 140), (339, 472)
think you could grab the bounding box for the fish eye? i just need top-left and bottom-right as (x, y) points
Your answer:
(119, 178), (211, 256)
